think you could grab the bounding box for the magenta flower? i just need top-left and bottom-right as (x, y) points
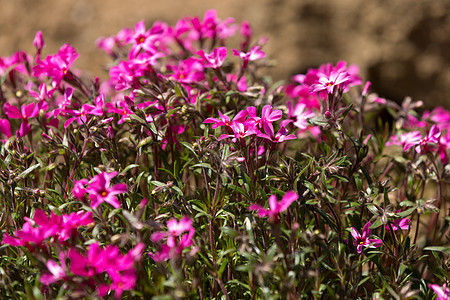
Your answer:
(33, 31), (45, 61)
(348, 222), (383, 254)
(85, 172), (127, 209)
(224, 121), (259, 142)
(68, 242), (143, 299)
(309, 71), (351, 94)
(191, 10), (237, 41)
(33, 31), (45, 53)
(0, 119), (12, 141)
(287, 102), (315, 130)
(167, 57), (205, 84)
(3, 102), (39, 136)
(429, 283), (449, 300)
(106, 100), (134, 124)
(249, 191), (298, 223)
(33, 44), (79, 86)
(1, 210), (92, 247)
(1, 210), (58, 247)
(27, 82), (52, 111)
(247, 105), (283, 137)
(149, 216), (195, 262)
(257, 125), (296, 143)
(204, 110), (247, 129)
(40, 252), (67, 285)
(197, 47), (227, 69)
(59, 211), (94, 241)
(232, 46), (266, 68)
(385, 217), (411, 231)
(72, 179), (88, 200)
(415, 125), (441, 154)
(387, 131), (422, 151)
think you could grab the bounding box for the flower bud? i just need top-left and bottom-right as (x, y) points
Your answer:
(33, 31), (45, 53)
(107, 126), (115, 139)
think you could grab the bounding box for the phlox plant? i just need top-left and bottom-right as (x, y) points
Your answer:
(0, 9), (449, 300)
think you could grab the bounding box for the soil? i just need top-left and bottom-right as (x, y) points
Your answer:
(1, 0), (449, 109)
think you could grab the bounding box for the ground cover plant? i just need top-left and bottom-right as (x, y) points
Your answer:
(0, 10), (449, 299)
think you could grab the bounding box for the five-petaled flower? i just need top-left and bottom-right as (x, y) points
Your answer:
(348, 222), (383, 254)
(309, 71), (350, 94)
(85, 172), (128, 209)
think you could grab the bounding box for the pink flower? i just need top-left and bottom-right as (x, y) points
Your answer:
(33, 44), (79, 86)
(68, 242), (143, 298)
(387, 131), (422, 151)
(415, 125), (441, 154)
(72, 179), (88, 200)
(3, 102), (39, 136)
(106, 100), (134, 124)
(33, 31), (45, 53)
(257, 125), (296, 143)
(287, 102), (315, 130)
(247, 105), (283, 139)
(204, 109), (247, 129)
(232, 46), (266, 68)
(249, 191), (298, 223)
(149, 216), (195, 262)
(225, 121), (259, 142)
(385, 218), (411, 231)
(190, 10), (237, 41)
(429, 283), (449, 300)
(85, 172), (127, 209)
(59, 211), (93, 241)
(1, 210), (92, 247)
(0, 119), (12, 141)
(309, 71), (350, 94)
(167, 57), (205, 84)
(197, 47), (227, 69)
(348, 222), (383, 254)
(40, 252), (66, 285)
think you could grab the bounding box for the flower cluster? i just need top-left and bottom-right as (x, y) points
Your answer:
(387, 108), (450, 163)
(149, 216), (196, 262)
(2, 209), (93, 248)
(0, 9), (448, 300)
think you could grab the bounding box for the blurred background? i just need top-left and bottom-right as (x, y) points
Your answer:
(1, 0), (449, 109)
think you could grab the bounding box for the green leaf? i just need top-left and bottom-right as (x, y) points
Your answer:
(137, 136), (153, 148)
(423, 246), (450, 254)
(129, 113), (146, 124)
(396, 207), (416, 217)
(121, 164), (140, 174)
(16, 163), (40, 180)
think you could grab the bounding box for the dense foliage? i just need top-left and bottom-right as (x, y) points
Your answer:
(0, 10), (449, 299)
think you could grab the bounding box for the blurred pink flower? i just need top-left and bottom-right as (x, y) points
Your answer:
(150, 216), (195, 262)
(429, 283), (449, 300)
(3, 102), (39, 136)
(197, 47), (227, 69)
(249, 191), (298, 223)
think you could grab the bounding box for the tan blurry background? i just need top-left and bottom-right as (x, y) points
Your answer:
(1, 0), (449, 109)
